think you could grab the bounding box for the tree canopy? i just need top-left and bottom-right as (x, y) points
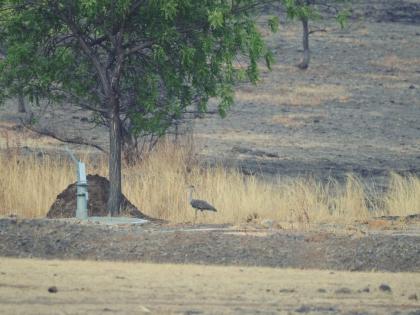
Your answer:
(0, 0), (273, 214)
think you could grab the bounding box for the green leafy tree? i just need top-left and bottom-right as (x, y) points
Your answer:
(280, 0), (351, 69)
(0, 0), (272, 215)
(0, 35), (28, 114)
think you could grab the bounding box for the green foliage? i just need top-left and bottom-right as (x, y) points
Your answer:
(268, 16), (280, 32)
(336, 8), (351, 28)
(0, 0), (272, 137)
(280, 0), (351, 24)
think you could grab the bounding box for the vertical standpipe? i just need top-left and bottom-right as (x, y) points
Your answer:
(76, 161), (88, 219)
(65, 147), (88, 219)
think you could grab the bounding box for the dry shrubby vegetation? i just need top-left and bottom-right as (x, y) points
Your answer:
(0, 140), (418, 224)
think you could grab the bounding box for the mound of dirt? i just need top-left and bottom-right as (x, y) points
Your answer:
(47, 174), (152, 220)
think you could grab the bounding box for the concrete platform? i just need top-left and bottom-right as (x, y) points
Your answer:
(87, 217), (149, 225)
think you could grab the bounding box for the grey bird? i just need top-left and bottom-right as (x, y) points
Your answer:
(187, 185), (217, 219)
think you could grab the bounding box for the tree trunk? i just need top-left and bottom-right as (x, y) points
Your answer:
(107, 99), (122, 216)
(17, 93), (26, 113)
(298, 17), (310, 70)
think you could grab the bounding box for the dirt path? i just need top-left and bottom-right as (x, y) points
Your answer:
(0, 257), (419, 315)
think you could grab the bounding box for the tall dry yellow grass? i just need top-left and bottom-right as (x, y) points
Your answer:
(0, 152), (75, 217)
(384, 173), (420, 217)
(0, 142), (419, 224)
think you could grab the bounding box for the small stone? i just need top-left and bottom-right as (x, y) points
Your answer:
(317, 288), (327, 293)
(261, 219), (275, 228)
(296, 305), (311, 313)
(279, 288), (295, 293)
(379, 284), (392, 292)
(409, 85), (416, 89)
(408, 294), (418, 300)
(48, 286), (58, 293)
(335, 287), (352, 294)
(313, 306), (336, 312)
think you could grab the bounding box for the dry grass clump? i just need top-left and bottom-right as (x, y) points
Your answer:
(383, 173), (420, 217)
(0, 141), (419, 224)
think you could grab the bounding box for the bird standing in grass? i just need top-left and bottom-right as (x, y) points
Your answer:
(187, 185), (217, 220)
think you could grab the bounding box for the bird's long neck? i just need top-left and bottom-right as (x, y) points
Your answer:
(188, 189), (193, 203)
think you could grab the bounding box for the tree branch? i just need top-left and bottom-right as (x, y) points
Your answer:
(308, 27), (327, 35)
(20, 119), (107, 153)
(63, 17), (111, 97)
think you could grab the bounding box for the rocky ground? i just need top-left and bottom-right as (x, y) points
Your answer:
(0, 217), (419, 273)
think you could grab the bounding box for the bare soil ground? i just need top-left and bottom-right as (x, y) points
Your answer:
(0, 257), (419, 315)
(0, 217), (419, 273)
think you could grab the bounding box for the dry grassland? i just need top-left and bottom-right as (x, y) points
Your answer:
(0, 142), (419, 224)
(235, 84), (350, 107)
(269, 113), (326, 128)
(0, 257), (418, 314)
(372, 55), (420, 73)
(0, 121), (62, 150)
